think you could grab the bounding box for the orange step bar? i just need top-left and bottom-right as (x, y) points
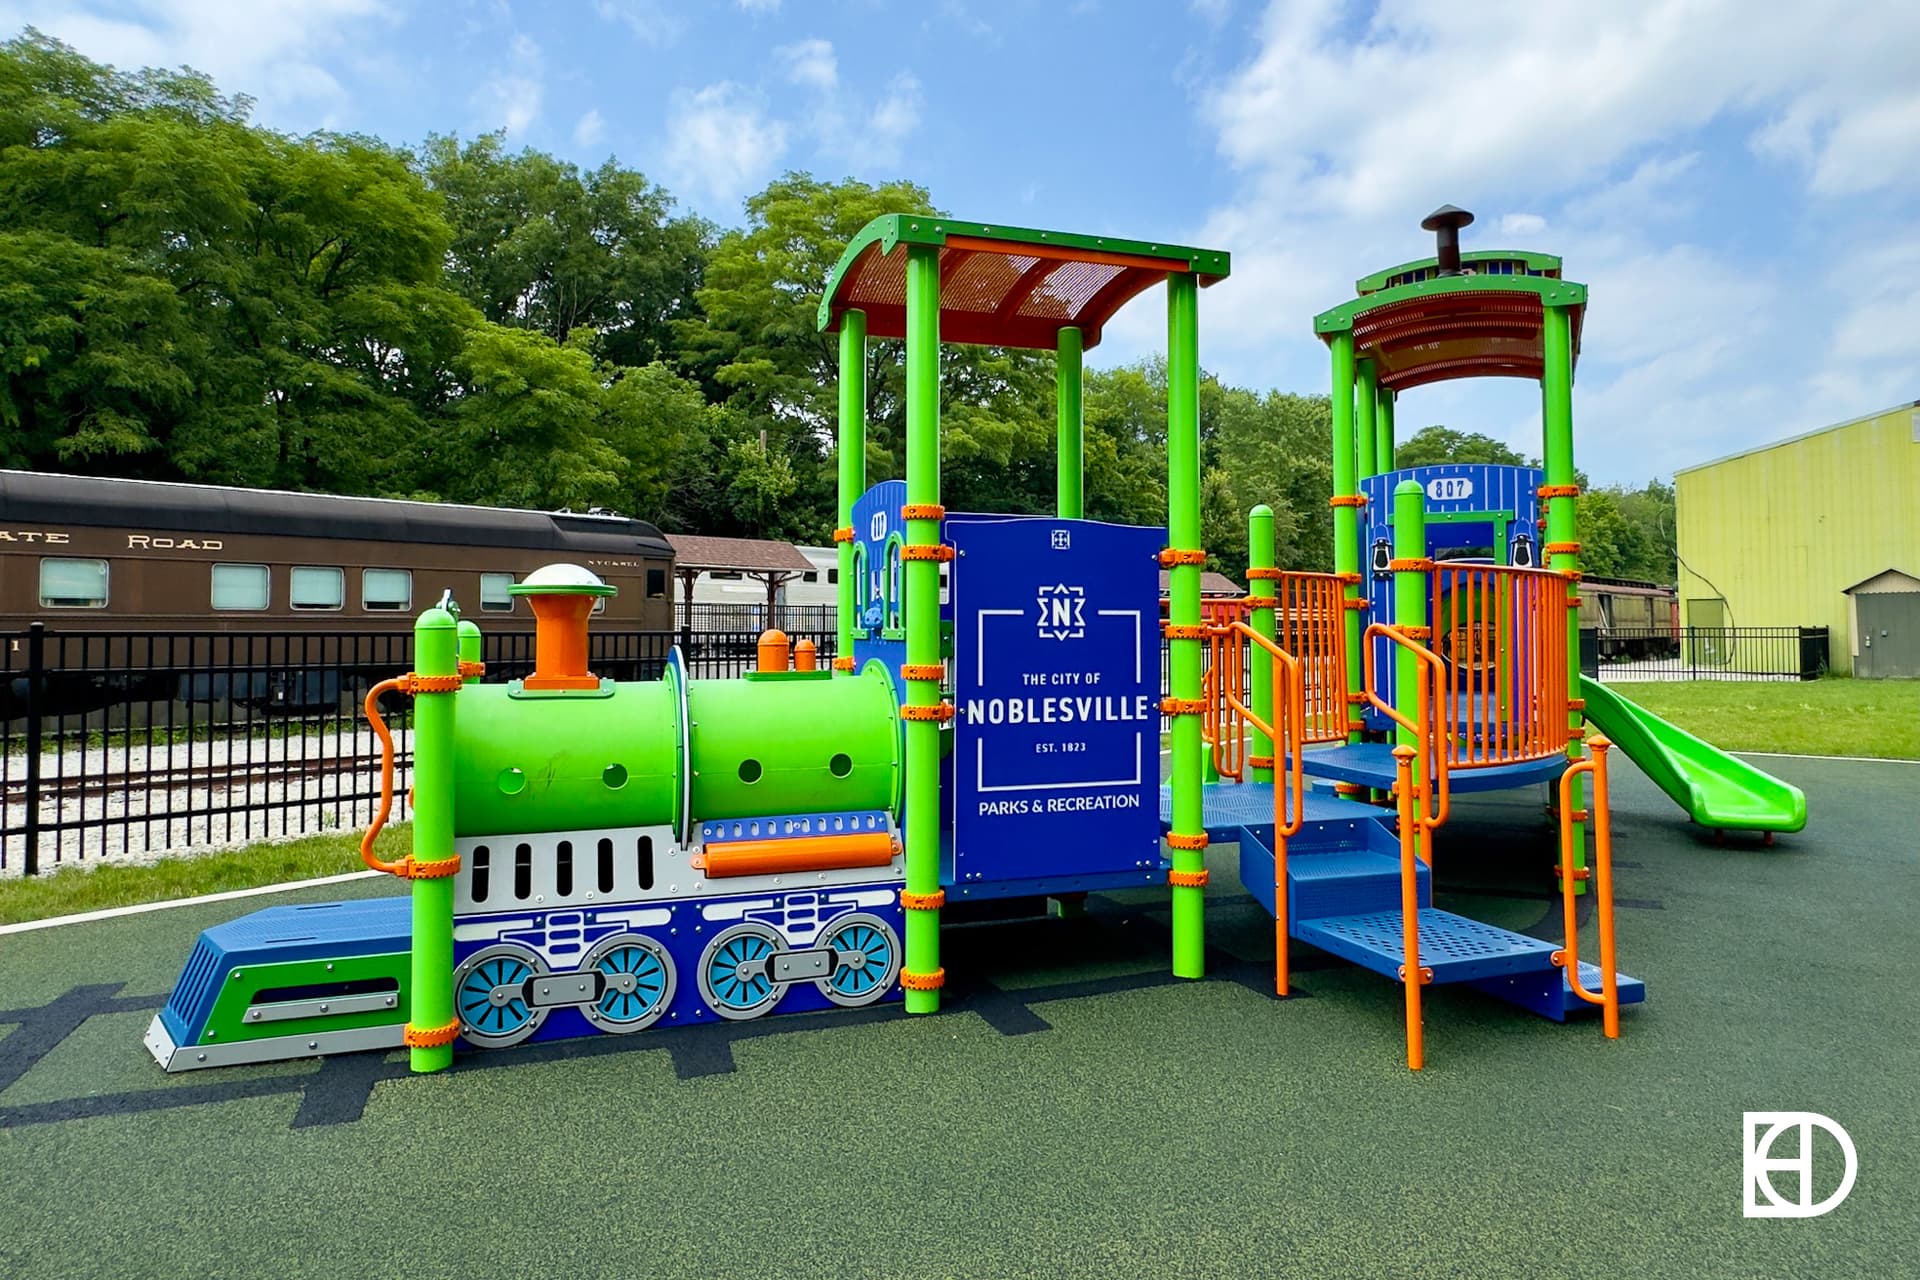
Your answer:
(699, 832), (897, 878)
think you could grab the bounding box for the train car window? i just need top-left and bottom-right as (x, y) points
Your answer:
(362, 568), (412, 611)
(803, 570), (819, 583)
(480, 572), (515, 613)
(39, 558), (108, 608)
(290, 566), (345, 610)
(211, 563), (270, 610)
(827, 568), (839, 585)
(647, 568), (666, 598)
(709, 570), (742, 580)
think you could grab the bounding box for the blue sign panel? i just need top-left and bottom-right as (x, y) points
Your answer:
(948, 516), (1166, 887)
(849, 480), (910, 703)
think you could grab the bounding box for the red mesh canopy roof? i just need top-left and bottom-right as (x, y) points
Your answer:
(819, 216), (1231, 351)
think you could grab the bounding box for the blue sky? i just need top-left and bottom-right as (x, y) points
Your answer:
(7, 0), (1918, 486)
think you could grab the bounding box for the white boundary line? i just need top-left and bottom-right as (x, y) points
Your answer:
(1735, 751), (1919, 765)
(0, 869), (384, 937)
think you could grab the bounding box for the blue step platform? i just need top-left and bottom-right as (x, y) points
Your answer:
(1160, 778), (1643, 1023)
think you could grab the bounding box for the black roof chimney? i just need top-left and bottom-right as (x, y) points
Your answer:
(1421, 205), (1474, 276)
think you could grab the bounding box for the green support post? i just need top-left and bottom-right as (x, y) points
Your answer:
(1166, 274), (1205, 980)
(1376, 387), (1395, 471)
(1542, 302), (1586, 890)
(1248, 505), (1277, 785)
(902, 247), (943, 1012)
(836, 309), (867, 671)
(1356, 359), (1378, 480)
(457, 619), (481, 683)
(1329, 333), (1364, 743)
(1057, 325), (1084, 518)
(1390, 481), (1430, 863)
(409, 606), (458, 1073)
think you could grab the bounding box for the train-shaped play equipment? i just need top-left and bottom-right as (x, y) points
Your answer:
(148, 209), (1809, 1077)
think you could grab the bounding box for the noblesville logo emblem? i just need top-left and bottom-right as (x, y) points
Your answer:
(1035, 584), (1086, 640)
(1743, 1112), (1858, 1218)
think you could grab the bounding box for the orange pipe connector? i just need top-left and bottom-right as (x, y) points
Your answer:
(701, 832), (896, 878)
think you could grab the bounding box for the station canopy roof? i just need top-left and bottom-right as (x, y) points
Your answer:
(666, 534), (814, 577)
(818, 215), (1231, 351)
(1314, 250), (1588, 393)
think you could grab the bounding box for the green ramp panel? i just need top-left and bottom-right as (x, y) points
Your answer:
(1579, 676), (1807, 833)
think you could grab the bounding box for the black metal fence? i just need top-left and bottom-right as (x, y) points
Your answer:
(677, 602), (837, 634)
(1581, 625), (1828, 682)
(2, 622), (835, 875)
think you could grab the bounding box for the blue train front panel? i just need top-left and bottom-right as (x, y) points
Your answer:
(1361, 464), (1542, 729)
(449, 814), (905, 1047)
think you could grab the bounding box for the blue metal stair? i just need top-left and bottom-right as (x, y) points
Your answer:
(1167, 778), (1642, 1022)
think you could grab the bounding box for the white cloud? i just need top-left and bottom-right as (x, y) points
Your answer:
(1114, 0), (1920, 483)
(737, 0), (782, 12)
(664, 81), (789, 211)
(0, 0), (392, 125)
(1189, 0), (1231, 22)
(574, 108), (606, 148)
(777, 38), (837, 91)
(593, 0), (685, 46)
(474, 33), (543, 137)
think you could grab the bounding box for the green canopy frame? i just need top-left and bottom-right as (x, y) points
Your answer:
(819, 215), (1231, 1011)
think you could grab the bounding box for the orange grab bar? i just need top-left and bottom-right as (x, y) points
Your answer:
(700, 832), (897, 879)
(361, 677), (409, 876)
(1554, 736), (1621, 1039)
(1227, 622), (1306, 996)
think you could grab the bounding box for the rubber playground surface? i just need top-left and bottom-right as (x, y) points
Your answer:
(3, 754), (1915, 1278)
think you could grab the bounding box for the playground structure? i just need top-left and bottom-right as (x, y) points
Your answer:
(147, 208), (1804, 1079)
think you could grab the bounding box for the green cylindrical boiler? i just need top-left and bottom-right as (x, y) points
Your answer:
(688, 666), (900, 822)
(450, 677), (681, 838)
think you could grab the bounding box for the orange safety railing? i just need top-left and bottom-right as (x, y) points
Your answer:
(1201, 621), (1249, 778)
(1554, 735), (1621, 1039)
(1430, 564), (1571, 769)
(1270, 572), (1350, 742)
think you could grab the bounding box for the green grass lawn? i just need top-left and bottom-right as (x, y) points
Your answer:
(1609, 677), (1918, 759)
(0, 824), (405, 926)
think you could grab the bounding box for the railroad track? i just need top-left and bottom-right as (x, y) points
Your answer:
(3, 751), (407, 804)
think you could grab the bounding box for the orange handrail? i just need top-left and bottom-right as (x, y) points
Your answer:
(1553, 736), (1621, 1039)
(1360, 623), (1451, 836)
(1222, 622), (1308, 996)
(1391, 745), (1432, 1070)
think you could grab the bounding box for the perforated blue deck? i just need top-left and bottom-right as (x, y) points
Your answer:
(1298, 907), (1561, 983)
(1288, 743), (1569, 793)
(1158, 781), (1384, 840)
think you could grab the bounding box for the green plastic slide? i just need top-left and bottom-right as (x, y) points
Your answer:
(1578, 676), (1807, 834)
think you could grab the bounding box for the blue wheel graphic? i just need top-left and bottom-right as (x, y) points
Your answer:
(581, 934), (676, 1034)
(814, 912), (902, 1007)
(697, 922), (787, 1021)
(453, 943), (550, 1048)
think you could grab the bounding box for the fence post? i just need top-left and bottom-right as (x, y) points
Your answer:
(22, 622), (44, 876)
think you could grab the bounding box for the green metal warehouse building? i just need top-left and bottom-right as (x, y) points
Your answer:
(1675, 401), (1920, 677)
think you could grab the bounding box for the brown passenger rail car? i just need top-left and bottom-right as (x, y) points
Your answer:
(0, 470), (675, 633)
